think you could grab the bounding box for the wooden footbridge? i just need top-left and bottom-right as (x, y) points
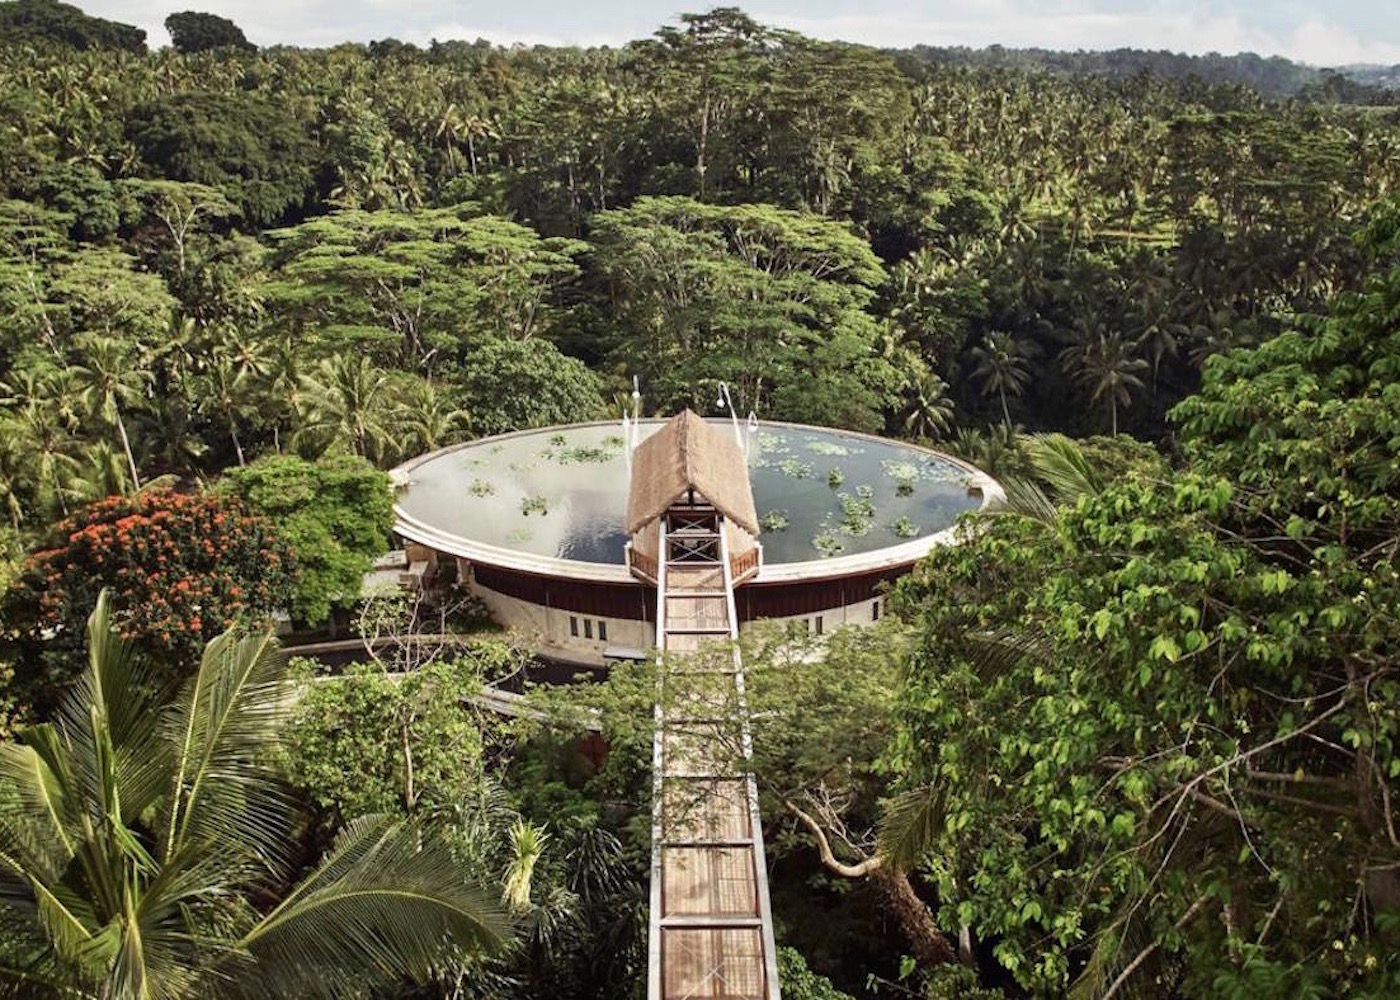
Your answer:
(627, 411), (781, 1000)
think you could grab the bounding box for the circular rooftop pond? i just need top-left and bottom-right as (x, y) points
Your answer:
(394, 420), (986, 568)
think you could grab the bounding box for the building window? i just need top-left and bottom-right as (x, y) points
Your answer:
(569, 616), (579, 638)
(598, 620), (609, 642)
(814, 615), (824, 635)
(584, 619), (594, 640)
(872, 599), (881, 621)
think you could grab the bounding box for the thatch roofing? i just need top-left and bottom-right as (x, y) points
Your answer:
(627, 410), (760, 536)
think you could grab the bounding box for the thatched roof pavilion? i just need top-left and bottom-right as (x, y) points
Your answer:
(626, 410), (761, 584)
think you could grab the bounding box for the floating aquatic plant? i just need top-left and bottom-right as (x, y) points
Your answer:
(836, 490), (875, 536)
(555, 444), (618, 464)
(891, 516), (919, 539)
(468, 479), (496, 497)
(760, 509), (791, 532)
(520, 496), (549, 516)
(806, 440), (852, 457)
(827, 468), (845, 488)
(813, 530), (845, 557)
(778, 458), (814, 479)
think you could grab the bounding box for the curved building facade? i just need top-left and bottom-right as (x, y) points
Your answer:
(391, 417), (1001, 666)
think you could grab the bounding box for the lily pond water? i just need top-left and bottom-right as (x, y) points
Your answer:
(397, 421), (983, 565)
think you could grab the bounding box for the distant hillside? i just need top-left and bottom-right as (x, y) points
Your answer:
(0, 0), (145, 52)
(893, 44), (1399, 100)
(1344, 63), (1400, 90)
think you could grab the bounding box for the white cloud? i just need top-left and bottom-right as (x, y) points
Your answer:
(755, 5), (1400, 66)
(68, 0), (1400, 65)
(408, 23), (629, 48)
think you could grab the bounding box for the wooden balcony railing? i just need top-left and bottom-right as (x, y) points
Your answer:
(729, 546), (760, 583)
(629, 545), (659, 584)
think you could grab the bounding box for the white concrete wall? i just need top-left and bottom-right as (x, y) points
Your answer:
(469, 578), (885, 664)
(741, 595), (887, 637)
(469, 583), (655, 667)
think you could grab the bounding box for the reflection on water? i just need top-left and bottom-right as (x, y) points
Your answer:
(397, 421), (982, 565)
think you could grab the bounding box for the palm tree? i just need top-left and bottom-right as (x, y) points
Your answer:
(901, 371), (956, 441)
(1060, 330), (1148, 436)
(69, 335), (150, 490)
(968, 331), (1035, 426)
(200, 353), (260, 467)
(394, 377), (470, 459)
(294, 356), (403, 465)
(0, 374), (86, 519)
(259, 337), (304, 454)
(0, 592), (510, 998)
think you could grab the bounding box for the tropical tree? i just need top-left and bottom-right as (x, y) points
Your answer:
(0, 371), (85, 519)
(0, 592), (511, 997)
(451, 338), (603, 438)
(69, 334), (150, 490)
(3, 490), (295, 706)
(220, 454), (393, 626)
(294, 355), (403, 465)
(1060, 329), (1147, 435)
(901, 370), (956, 441)
(968, 331), (1034, 426)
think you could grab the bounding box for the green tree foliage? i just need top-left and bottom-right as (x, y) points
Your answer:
(889, 218), (1400, 997)
(2, 490), (294, 704)
(451, 338), (604, 437)
(264, 206), (585, 369)
(777, 947), (856, 1000)
(0, 0), (145, 52)
(124, 92), (311, 226)
(591, 196), (898, 430)
(286, 657), (491, 823)
(164, 10), (255, 53)
(0, 592), (510, 997)
(283, 591), (646, 998)
(220, 454), (393, 626)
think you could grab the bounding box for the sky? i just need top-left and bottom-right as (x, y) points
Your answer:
(78, 0), (1400, 67)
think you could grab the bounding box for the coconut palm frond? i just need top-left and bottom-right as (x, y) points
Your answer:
(964, 625), (1058, 683)
(995, 475), (1060, 524)
(158, 630), (295, 868)
(1026, 432), (1101, 503)
(237, 815), (512, 996)
(504, 819), (550, 914)
(877, 785), (946, 874)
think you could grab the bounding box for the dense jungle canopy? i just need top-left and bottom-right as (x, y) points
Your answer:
(1, 2), (1399, 997)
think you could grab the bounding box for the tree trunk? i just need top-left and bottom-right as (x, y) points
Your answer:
(116, 409), (141, 490)
(872, 869), (959, 968)
(1000, 387), (1011, 427)
(230, 420), (245, 467)
(786, 799), (959, 970)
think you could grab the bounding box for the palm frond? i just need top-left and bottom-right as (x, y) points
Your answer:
(0, 733), (77, 867)
(53, 591), (169, 826)
(503, 820), (549, 914)
(964, 625), (1058, 683)
(1026, 432), (1101, 502)
(159, 629), (296, 868)
(235, 816), (511, 997)
(994, 475), (1060, 524)
(877, 786), (946, 874)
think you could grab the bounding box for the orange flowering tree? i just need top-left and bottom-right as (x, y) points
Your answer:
(4, 490), (294, 704)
